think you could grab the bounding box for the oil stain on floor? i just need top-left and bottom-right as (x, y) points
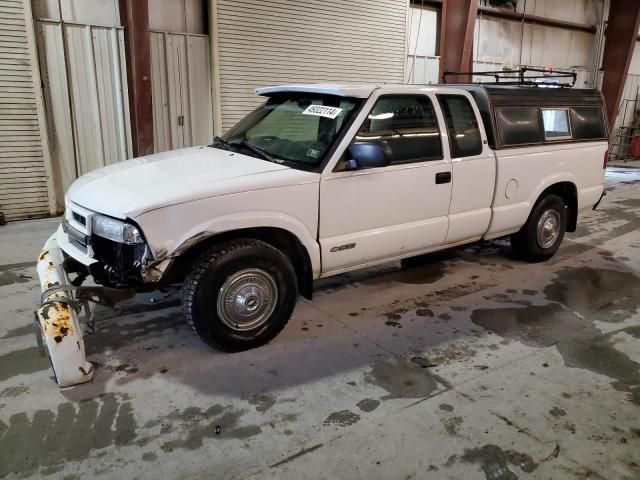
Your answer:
(0, 346), (49, 382)
(0, 393), (136, 477)
(323, 410), (361, 427)
(543, 266), (640, 323)
(364, 356), (440, 400)
(471, 267), (640, 405)
(156, 405), (262, 452)
(0, 262), (34, 288)
(446, 444), (538, 480)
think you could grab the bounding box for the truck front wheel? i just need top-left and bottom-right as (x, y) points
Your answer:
(182, 239), (297, 351)
(510, 194), (567, 263)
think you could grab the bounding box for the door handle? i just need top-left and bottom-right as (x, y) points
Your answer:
(435, 171), (451, 184)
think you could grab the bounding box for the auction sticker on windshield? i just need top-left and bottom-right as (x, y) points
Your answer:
(302, 105), (343, 119)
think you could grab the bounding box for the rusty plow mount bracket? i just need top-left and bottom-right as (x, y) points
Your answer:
(76, 285), (136, 309)
(76, 286), (136, 334)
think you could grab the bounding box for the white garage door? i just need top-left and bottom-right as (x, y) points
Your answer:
(214, 0), (409, 132)
(0, 0), (54, 221)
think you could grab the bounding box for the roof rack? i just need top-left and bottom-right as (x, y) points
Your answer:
(443, 67), (577, 88)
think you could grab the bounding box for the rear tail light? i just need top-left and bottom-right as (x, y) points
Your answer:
(603, 149), (609, 169)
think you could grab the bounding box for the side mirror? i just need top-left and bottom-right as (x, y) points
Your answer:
(346, 142), (390, 170)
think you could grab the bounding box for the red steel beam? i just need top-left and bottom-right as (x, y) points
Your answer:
(601, 0), (640, 132)
(119, 0), (154, 157)
(438, 0), (478, 83)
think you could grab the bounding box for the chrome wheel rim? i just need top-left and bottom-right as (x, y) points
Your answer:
(537, 209), (561, 249)
(217, 268), (278, 331)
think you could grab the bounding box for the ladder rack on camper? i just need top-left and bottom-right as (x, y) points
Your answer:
(443, 67), (577, 88)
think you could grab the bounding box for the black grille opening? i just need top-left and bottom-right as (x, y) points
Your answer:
(72, 211), (86, 226)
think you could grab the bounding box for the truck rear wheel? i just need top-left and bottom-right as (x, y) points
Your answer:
(510, 194), (567, 263)
(182, 239), (297, 351)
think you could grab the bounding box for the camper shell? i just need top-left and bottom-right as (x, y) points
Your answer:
(453, 85), (608, 149)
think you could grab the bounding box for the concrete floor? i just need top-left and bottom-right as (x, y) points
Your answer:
(1, 168), (639, 480)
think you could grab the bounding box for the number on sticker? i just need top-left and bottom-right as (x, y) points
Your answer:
(302, 105), (343, 119)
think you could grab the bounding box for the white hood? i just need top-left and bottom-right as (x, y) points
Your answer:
(67, 147), (318, 219)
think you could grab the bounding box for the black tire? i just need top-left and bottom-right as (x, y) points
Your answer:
(182, 239), (297, 351)
(510, 194), (567, 263)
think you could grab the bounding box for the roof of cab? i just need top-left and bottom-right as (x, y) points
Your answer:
(255, 84), (381, 98)
(255, 83), (469, 98)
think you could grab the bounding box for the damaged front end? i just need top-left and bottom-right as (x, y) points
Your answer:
(35, 208), (165, 387)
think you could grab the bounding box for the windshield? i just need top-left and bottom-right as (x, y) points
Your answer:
(214, 93), (361, 170)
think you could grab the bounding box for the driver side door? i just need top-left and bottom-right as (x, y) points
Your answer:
(318, 93), (453, 275)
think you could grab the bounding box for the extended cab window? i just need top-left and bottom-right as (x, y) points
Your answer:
(542, 108), (571, 140)
(356, 95), (443, 164)
(438, 94), (483, 157)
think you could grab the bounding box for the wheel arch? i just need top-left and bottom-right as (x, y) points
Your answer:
(166, 227), (315, 300)
(536, 181), (578, 232)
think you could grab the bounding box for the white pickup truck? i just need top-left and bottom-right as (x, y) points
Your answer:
(36, 83), (608, 386)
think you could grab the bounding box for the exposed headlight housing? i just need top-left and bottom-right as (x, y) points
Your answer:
(92, 214), (144, 244)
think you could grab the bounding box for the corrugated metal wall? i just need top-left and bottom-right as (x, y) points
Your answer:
(214, 0), (409, 132)
(0, 0), (54, 221)
(34, 0), (132, 211)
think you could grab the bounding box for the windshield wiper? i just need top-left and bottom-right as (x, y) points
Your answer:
(234, 139), (281, 164)
(210, 135), (231, 150)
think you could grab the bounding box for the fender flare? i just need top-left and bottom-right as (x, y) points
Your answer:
(170, 211), (321, 276)
(529, 172), (578, 210)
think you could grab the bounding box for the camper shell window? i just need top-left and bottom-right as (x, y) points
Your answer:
(542, 108), (571, 140)
(496, 107), (544, 146)
(570, 107), (607, 140)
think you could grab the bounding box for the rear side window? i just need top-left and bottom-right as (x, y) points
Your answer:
(357, 95), (443, 164)
(542, 109), (571, 140)
(496, 107), (543, 146)
(570, 107), (606, 140)
(438, 94), (483, 157)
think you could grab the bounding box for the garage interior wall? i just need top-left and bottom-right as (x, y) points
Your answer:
(33, 0), (132, 212)
(0, 0), (55, 221)
(212, 0), (409, 132)
(149, 0), (213, 152)
(473, 0), (599, 88)
(407, 0), (600, 88)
